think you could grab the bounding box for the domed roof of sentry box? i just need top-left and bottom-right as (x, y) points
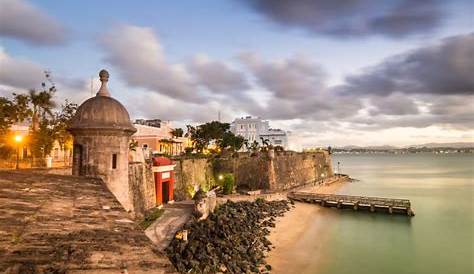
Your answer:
(69, 70), (136, 133)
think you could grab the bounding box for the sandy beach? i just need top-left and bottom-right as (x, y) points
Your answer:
(266, 180), (347, 274)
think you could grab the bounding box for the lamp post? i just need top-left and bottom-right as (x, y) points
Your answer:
(14, 135), (23, 169)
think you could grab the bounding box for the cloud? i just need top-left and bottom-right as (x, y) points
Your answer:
(237, 52), (362, 121)
(188, 55), (250, 95)
(0, 0), (67, 45)
(366, 93), (420, 116)
(100, 25), (201, 103)
(241, 0), (443, 38)
(100, 25), (251, 104)
(239, 53), (327, 99)
(97, 26), (471, 144)
(123, 90), (224, 123)
(338, 33), (474, 96)
(0, 47), (44, 89)
(0, 48), (89, 105)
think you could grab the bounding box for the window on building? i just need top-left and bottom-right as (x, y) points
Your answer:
(143, 144), (148, 149)
(112, 154), (117, 169)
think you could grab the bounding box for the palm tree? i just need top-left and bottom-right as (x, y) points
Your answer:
(29, 89), (41, 131)
(28, 89), (56, 131)
(37, 90), (56, 119)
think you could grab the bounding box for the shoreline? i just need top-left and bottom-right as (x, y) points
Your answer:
(266, 179), (347, 274)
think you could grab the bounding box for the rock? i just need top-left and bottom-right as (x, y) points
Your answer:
(166, 199), (291, 273)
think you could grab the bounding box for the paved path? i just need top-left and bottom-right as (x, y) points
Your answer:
(0, 170), (176, 274)
(145, 201), (194, 250)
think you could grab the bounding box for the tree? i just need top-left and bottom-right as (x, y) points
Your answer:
(51, 100), (77, 153)
(218, 132), (245, 152)
(29, 119), (56, 158)
(170, 128), (184, 138)
(0, 94), (32, 135)
(12, 93), (31, 123)
(0, 97), (16, 135)
(259, 137), (272, 152)
(185, 125), (206, 152)
(29, 71), (57, 131)
(28, 99), (76, 159)
(186, 121), (235, 153)
(244, 140), (260, 153)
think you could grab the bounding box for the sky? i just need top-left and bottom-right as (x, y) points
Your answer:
(0, 0), (473, 149)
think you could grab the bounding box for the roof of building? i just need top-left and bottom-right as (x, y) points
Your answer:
(69, 70), (136, 133)
(0, 170), (175, 273)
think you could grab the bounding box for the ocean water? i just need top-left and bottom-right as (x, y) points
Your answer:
(306, 154), (473, 274)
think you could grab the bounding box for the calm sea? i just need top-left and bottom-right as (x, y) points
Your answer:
(304, 153), (473, 274)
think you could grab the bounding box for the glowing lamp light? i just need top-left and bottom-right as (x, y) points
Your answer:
(218, 174), (224, 180)
(14, 135), (23, 143)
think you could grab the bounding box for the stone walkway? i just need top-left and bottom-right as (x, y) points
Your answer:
(0, 170), (176, 274)
(145, 201), (194, 250)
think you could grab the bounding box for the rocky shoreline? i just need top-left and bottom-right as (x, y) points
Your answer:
(166, 199), (292, 273)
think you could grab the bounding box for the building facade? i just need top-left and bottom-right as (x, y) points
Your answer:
(132, 120), (190, 156)
(260, 128), (288, 148)
(230, 116), (289, 149)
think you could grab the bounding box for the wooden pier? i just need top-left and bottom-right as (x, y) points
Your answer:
(288, 192), (415, 216)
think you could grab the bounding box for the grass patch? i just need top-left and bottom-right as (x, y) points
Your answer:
(140, 208), (165, 229)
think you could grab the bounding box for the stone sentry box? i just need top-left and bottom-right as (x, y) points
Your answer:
(68, 70), (137, 212)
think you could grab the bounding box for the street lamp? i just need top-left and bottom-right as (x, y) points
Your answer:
(14, 135), (23, 169)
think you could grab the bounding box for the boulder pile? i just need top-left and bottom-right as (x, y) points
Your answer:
(166, 199), (291, 273)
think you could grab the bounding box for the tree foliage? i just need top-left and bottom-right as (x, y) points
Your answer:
(51, 100), (77, 150)
(170, 128), (184, 138)
(186, 121), (243, 153)
(0, 71), (77, 159)
(218, 131), (245, 152)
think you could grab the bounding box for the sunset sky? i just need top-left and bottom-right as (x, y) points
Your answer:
(0, 0), (473, 149)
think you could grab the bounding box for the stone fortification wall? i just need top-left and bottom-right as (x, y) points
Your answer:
(128, 162), (156, 218)
(125, 150), (333, 214)
(127, 157), (215, 216)
(173, 158), (215, 201)
(271, 151), (333, 191)
(216, 150), (334, 192)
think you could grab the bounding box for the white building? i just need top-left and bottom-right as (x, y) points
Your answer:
(230, 116), (289, 149)
(260, 128), (288, 148)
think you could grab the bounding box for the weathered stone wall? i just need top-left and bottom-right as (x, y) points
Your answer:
(173, 158), (214, 201)
(128, 162), (156, 218)
(72, 132), (132, 211)
(217, 150), (334, 192)
(232, 154), (271, 190)
(271, 151), (333, 191)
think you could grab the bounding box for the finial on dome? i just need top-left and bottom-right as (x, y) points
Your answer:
(97, 69), (111, 97)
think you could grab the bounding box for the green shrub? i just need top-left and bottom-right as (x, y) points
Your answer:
(222, 173), (234, 195)
(200, 181), (210, 192)
(186, 184), (196, 198)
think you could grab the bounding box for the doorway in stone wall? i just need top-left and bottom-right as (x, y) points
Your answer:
(73, 144), (83, 175)
(162, 182), (170, 203)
